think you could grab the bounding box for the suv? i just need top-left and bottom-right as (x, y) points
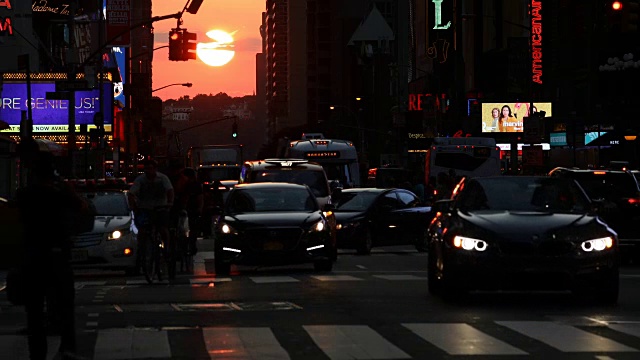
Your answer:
(239, 159), (332, 207)
(549, 167), (640, 263)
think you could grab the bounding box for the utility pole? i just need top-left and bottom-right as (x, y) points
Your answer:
(67, 2), (77, 179)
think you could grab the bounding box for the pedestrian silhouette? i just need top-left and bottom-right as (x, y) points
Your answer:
(16, 150), (90, 360)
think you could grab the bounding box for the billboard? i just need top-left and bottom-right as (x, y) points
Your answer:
(481, 102), (552, 133)
(0, 82), (113, 133)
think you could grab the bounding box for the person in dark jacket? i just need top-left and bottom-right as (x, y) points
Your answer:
(17, 150), (89, 360)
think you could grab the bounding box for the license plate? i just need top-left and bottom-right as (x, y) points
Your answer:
(71, 250), (88, 262)
(264, 241), (283, 251)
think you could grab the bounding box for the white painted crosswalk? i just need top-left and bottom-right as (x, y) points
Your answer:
(2, 321), (640, 359)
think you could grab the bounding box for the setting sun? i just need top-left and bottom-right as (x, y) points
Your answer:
(196, 29), (236, 67)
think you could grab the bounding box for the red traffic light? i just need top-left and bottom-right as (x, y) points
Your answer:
(170, 32), (180, 41)
(612, 1), (623, 10)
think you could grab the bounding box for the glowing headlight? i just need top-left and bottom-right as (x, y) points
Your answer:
(108, 229), (129, 240)
(453, 236), (488, 252)
(311, 220), (326, 232)
(221, 223), (236, 234)
(580, 237), (614, 252)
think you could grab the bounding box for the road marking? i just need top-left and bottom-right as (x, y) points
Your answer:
(496, 321), (638, 352)
(202, 327), (290, 359)
(86, 321), (98, 327)
(305, 325), (411, 359)
(189, 277), (231, 285)
(88, 313), (99, 318)
(403, 323), (527, 355)
(356, 265), (367, 269)
(373, 275), (426, 281)
(608, 323), (640, 338)
(94, 328), (171, 360)
(311, 275), (363, 281)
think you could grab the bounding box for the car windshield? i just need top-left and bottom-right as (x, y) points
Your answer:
(456, 177), (590, 213)
(248, 169), (329, 197)
(569, 172), (638, 200)
(198, 167), (241, 182)
(335, 191), (379, 211)
(226, 187), (317, 213)
(82, 192), (129, 216)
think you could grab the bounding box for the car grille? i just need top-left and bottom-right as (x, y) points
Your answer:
(499, 240), (573, 257)
(71, 233), (103, 248)
(244, 228), (303, 251)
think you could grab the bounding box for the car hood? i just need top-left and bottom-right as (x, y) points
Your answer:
(224, 212), (323, 228)
(89, 216), (132, 233)
(457, 210), (609, 241)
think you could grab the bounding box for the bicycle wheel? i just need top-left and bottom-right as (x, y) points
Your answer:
(142, 234), (157, 284)
(166, 230), (178, 280)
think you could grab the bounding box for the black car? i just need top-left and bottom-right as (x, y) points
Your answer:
(333, 188), (432, 254)
(428, 176), (619, 304)
(549, 167), (640, 263)
(214, 182), (335, 275)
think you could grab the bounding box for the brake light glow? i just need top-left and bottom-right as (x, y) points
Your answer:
(593, 171), (606, 175)
(628, 198), (640, 205)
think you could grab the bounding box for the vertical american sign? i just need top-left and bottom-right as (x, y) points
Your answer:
(106, 0), (130, 47)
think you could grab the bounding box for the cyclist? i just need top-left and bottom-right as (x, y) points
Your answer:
(128, 159), (174, 273)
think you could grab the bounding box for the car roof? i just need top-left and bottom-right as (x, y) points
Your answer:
(549, 167), (633, 175)
(341, 187), (389, 194)
(244, 158), (325, 170)
(234, 182), (310, 190)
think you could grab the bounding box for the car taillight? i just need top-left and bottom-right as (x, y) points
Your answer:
(628, 198), (640, 205)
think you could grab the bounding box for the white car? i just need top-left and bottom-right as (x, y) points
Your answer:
(71, 190), (138, 274)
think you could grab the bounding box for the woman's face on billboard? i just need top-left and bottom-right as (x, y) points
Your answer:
(492, 109), (499, 118)
(502, 107), (510, 117)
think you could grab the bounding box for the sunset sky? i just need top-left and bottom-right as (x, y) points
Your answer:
(151, 1), (264, 101)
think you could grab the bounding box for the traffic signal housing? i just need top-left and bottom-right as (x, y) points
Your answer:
(169, 29), (183, 61)
(182, 31), (198, 61)
(232, 121), (238, 138)
(623, 0), (639, 32)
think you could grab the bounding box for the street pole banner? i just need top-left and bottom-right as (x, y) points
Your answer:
(106, 0), (131, 47)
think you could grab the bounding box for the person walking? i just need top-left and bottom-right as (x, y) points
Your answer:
(16, 150), (90, 360)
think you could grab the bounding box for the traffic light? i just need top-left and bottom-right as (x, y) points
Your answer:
(232, 121), (238, 138)
(169, 29), (183, 61)
(182, 30), (198, 61)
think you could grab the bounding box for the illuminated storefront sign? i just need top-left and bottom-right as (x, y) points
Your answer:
(32, 1), (71, 15)
(531, 0), (542, 84)
(0, 82), (113, 133)
(432, 0), (451, 29)
(0, 0), (13, 35)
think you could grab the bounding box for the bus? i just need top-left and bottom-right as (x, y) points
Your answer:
(285, 138), (361, 187)
(425, 137), (501, 186)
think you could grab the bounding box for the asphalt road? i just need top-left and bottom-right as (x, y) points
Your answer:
(1, 238), (640, 360)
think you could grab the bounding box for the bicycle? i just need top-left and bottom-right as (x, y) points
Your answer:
(136, 208), (169, 284)
(167, 210), (193, 278)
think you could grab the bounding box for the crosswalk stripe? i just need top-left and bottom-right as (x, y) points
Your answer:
(250, 276), (299, 283)
(496, 321), (639, 352)
(304, 325), (411, 359)
(311, 275), (363, 281)
(94, 328), (172, 359)
(202, 327), (290, 359)
(607, 323), (640, 338)
(402, 323), (527, 355)
(0, 335), (61, 360)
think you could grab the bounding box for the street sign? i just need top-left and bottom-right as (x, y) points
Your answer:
(46, 91), (71, 100)
(55, 80), (90, 92)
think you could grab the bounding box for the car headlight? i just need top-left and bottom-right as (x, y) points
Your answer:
(220, 223), (238, 235)
(452, 235), (488, 252)
(311, 219), (327, 232)
(108, 229), (130, 240)
(580, 237), (614, 252)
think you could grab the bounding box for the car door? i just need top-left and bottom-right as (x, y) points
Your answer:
(372, 191), (404, 246)
(395, 190), (429, 243)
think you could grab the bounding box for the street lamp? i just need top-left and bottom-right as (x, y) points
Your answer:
(152, 82), (193, 93)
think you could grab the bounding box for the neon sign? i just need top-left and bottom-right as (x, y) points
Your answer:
(531, 0), (542, 84)
(432, 0), (451, 29)
(0, 0), (13, 35)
